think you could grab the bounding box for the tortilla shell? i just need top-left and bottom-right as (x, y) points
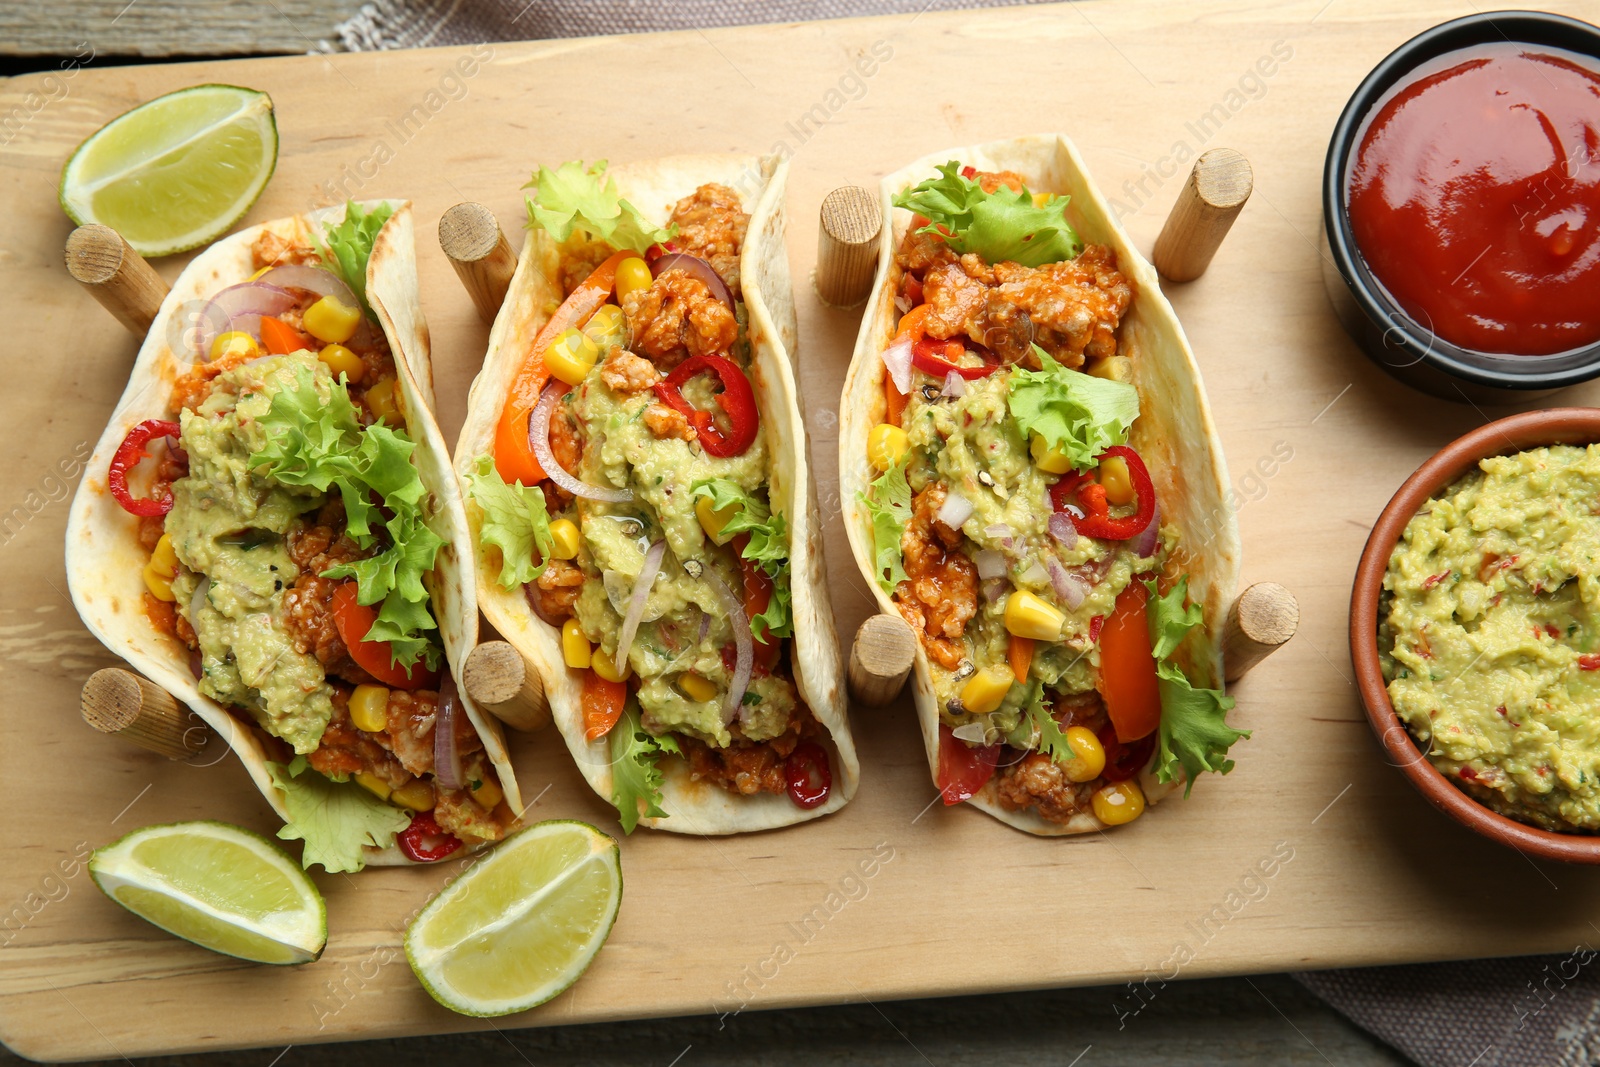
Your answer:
(65, 201), (520, 865)
(837, 135), (1242, 835)
(454, 155), (856, 834)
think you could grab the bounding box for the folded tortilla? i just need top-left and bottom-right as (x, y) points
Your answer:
(838, 135), (1242, 835)
(455, 155), (857, 834)
(66, 201), (520, 864)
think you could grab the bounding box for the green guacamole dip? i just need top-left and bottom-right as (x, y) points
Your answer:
(1382, 444), (1600, 832)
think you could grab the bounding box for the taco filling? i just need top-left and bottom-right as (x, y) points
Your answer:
(861, 162), (1245, 826)
(468, 161), (832, 831)
(115, 205), (509, 870)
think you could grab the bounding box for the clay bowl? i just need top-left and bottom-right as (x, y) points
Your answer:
(1351, 408), (1600, 864)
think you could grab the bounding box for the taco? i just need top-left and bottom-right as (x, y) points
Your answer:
(454, 157), (856, 834)
(66, 201), (521, 870)
(840, 135), (1245, 835)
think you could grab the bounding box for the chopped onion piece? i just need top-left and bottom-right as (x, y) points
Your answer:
(614, 540), (666, 668)
(1019, 559), (1049, 586)
(936, 491), (974, 530)
(529, 381), (634, 503)
(981, 577), (1010, 602)
(704, 571), (752, 725)
(1047, 558), (1088, 609)
(1132, 500), (1162, 558)
(941, 371), (967, 398)
(974, 549), (1006, 580)
(882, 337), (913, 394)
(433, 676), (464, 792)
(985, 522), (1012, 540)
(1048, 512), (1079, 547)
(951, 720), (991, 744)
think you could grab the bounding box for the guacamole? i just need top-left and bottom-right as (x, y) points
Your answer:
(1383, 444), (1600, 831)
(167, 355), (334, 754)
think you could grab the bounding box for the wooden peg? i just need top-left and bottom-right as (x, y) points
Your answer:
(64, 225), (169, 335)
(81, 668), (205, 759)
(1152, 148), (1253, 283)
(815, 186), (882, 308)
(848, 613), (917, 707)
(462, 641), (549, 731)
(438, 203), (517, 324)
(1221, 582), (1298, 682)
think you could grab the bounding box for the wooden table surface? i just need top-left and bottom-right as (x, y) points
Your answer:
(6, 1), (1600, 1062)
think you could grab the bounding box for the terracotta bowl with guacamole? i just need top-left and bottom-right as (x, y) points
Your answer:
(1352, 409), (1600, 864)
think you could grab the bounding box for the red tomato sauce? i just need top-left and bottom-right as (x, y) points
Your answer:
(1346, 44), (1600, 356)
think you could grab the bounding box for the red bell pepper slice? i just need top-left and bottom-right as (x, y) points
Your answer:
(911, 338), (998, 380)
(936, 723), (1000, 805)
(109, 419), (182, 517)
(734, 536), (781, 672)
(1098, 581), (1163, 743)
(652, 354), (759, 457)
(396, 810), (461, 863)
(784, 742), (832, 809)
(1097, 721), (1156, 783)
(330, 582), (440, 690)
(1051, 445), (1157, 542)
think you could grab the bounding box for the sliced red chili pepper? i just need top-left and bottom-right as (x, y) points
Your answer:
(784, 742), (832, 809)
(1097, 721), (1156, 783)
(1049, 470), (1092, 514)
(396, 810), (461, 863)
(652, 354), (760, 458)
(109, 419), (182, 517)
(645, 241), (680, 262)
(1581, 654), (1600, 671)
(1053, 445), (1157, 542)
(910, 338), (999, 381)
(902, 272), (924, 307)
(960, 165), (978, 179)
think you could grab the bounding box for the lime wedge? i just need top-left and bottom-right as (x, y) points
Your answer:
(60, 84), (278, 257)
(89, 821), (325, 965)
(406, 821), (622, 1016)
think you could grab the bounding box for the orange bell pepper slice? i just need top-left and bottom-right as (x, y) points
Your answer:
(259, 316), (308, 356)
(494, 249), (636, 486)
(581, 670), (628, 742)
(1098, 581), (1163, 743)
(1008, 635), (1034, 684)
(883, 303), (934, 428)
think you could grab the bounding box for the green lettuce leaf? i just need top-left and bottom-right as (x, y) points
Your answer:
(267, 756), (411, 873)
(891, 161), (1082, 268)
(1144, 576), (1248, 795)
(465, 456), (553, 588)
(609, 703), (675, 834)
(1006, 347), (1140, 470)
(316, 201), (394, 321)
(524, 160), (674, 256)
(1005, 680), (1076, 762)
(690, 479), (793, 641)
(859, 454), (912, 593)
(751, 579), (793, 643)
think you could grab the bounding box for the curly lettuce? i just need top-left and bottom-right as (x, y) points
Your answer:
(859, 454), (912, 593)
(1007, 347), (1140, 471)
(690, 479), (793, 641)
(1145, 576), (1248, 794)
(609, 702), (681, 834)
(524, 160), (674, 255)
(466, 456), (553, 588)
(892, 161), (1082, 267)
(316, 200), (394, 321)
(267, 756), (411, 873)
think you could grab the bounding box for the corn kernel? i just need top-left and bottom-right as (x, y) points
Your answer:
(695, 494), (741, 546)
(868, 423), (910, 472)
(615, 258), (653, 301)
(1062, 725), (1107, 782)
(548, 518), (580, 560)
(1099, 455), (1135, 507)
(1030, 434), (1074, 475)
(365, 378), (399, 422)
(591, 646), (630, 683)
(562, 619), (592, 669)
(142, 560), (176, 602)
(247, 266), (272, 281)
(1087, 355), (1133, 383)
(209, 331), (262, 361)
(678, 672), (717, 702)
(469, 775), (503, 811)
(960, 664), (1015, 715)
(349, 683), (390, 733)
(1032, 192), (1052, 208)
(150, 534), (179, 576)
(1091, 780), (1146, 825)
(353, 772), (391, 801)
(390, 779), (436, 812)
(583, 304), (628, 350)
(546, 328), (600, 387)
(318, 343), (366, 384)
(1004, 589), (1066, 641)
(303, 295), (362, 344)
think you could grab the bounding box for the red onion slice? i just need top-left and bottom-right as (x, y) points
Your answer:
(936, 491), (973, 530)
(1048, 512), (1079, 547)
(433, 675), (464, 791)
(1047, 558), (1088, 609)
(196, 283), (297, 359)
(650, 253), (735, 312)
(1132, 499), (1162, 558)
(941, 371), (967, 398)
(615, 539), (666, 668)
(704, 570), (752, 726)
(187, 576), (211, 624)
(882, 337), (913, 395)
(529, 381), (635, 503)
(257, 264), (356, 305)
(974, 548), (1006, 580)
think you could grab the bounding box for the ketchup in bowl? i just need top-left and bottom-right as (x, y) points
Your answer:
(1346, 44), (1600, 357)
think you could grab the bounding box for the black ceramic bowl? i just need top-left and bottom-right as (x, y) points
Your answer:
(1321, 11), (1600, 404)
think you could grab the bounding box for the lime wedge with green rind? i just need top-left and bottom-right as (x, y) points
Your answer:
(60, 84), (278, 257)
(89, 820), (325, 965)
(406, 820), (622, 1016)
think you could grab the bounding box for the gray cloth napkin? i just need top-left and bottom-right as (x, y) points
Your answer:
(329, 3), (1590, 1065)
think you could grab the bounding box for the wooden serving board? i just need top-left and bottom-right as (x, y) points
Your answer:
(4, 0), (1600, 1058)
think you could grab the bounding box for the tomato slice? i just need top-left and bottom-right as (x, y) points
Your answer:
(329, 582), (439, 690)
(1098, 581), (1162, 743)
(582, 670), (628, 741)
(1097, 721), (1156, 783)
(936, 723), (1000, 805)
